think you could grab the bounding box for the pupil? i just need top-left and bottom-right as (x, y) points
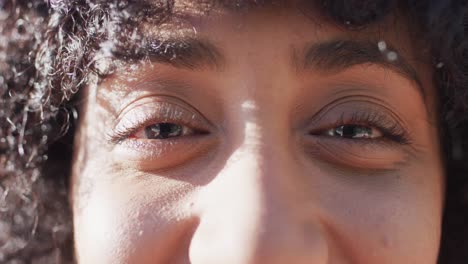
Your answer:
(145, 123), (182, 139)
(342, 125), (356, 138)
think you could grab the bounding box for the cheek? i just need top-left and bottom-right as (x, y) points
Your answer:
(319, 169), (443, 263)
(72, 169), (198, 264)
(71, 117), (443, 264)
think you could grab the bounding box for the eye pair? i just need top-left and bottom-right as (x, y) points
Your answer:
(109, 96), (410, 149)
(134, 122), (381, 140)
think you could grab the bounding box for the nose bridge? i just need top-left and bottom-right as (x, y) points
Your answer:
(219, 118), (293, 229)
(224, 139), (290, 220)
(189, 138), (328, 264)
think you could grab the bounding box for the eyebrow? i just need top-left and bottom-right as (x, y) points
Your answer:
(299, 39), (425, 99)
(117, 37), (225, 71)
(120, 37), (425, 100)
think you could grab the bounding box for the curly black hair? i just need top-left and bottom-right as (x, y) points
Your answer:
(1, 0), (468, 263)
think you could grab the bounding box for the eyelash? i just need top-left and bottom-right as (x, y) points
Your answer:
(315, 110), (411, 145)
(108, 105), (410, 148)
(107, 104), (209, 144)
(108, 124), (152, 144)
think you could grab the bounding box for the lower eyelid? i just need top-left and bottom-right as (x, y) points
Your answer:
(111, 133), (217, 171)
(302, 135), (409, 170)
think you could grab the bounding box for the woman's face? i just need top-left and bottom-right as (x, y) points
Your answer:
(71, 3), (444, 264)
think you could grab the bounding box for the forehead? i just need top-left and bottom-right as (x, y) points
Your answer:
(116, 0), (430, 77)
(99, 1), (433, 101)
(135, 0), (422, 47)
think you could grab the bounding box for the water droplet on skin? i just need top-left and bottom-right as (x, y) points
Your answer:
(386, 51), (398, 62)
(436, 62), (444, 69)
(138, 230), (143, 236)
(377, 41), (387, 52)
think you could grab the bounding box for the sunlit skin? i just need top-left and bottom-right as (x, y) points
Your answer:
(71, 3), (444, 264)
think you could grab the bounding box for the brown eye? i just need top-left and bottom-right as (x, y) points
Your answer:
(324, 124), (383, 139)
(135, 123), (195, 139)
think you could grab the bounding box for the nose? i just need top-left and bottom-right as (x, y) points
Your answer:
(189, 142), (329, 264)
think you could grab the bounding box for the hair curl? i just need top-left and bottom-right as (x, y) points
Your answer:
(1, 0), (468, 263)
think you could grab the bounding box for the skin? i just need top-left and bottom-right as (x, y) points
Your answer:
(71, 3), (444, 264)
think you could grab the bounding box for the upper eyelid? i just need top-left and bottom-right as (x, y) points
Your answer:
(119, 106), (206, 131)
(116, 95), (215, 126)
(336, 112), (409, 142)
(116, 95), (198, 119)
(109, 99), (212, 143)
(311, 111), (401, 134)
(304, 101), (412, 143)
(302, 96), (410, 131)
(314, 110), (403, 132)
(340, 110), (397, 127)
(111, 78), (213, 117)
